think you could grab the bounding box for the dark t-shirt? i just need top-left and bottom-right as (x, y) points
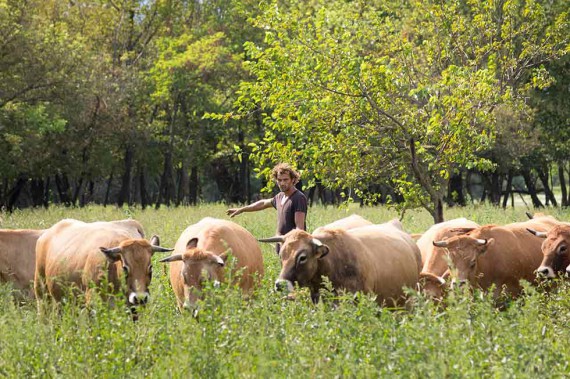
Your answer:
(271, 189), (308, 235)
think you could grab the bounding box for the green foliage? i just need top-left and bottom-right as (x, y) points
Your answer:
(1, 204), (570, 377)
(236, 0), (568, 221)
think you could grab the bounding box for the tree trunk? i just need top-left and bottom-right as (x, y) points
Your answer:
(490, 172), (501, 206)
(559, 162), (567, 207)
(104, 171), (114, 207)
(55, 174), (72, 206)
(176, 161), (189, 206)
(431, 197), (444, 224)
(72, 177), (84, 207)
(156, 150), (176, 209)
(6, 177), (27, 212)
(502, 170), (513, 209)
(139, 168), (149, 210)
(80, 180), (94, 207)
(188, 166), (198, 205)
(521, 168), (544, 208)
(538, 165), (557, 206)
(117, 146), (134, 207)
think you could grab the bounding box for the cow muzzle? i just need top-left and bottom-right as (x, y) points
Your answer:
(535, 266), (555, 279)
(128, 291), (149, 306)
(451, 279), (469, 288)
(274, 279), (294, 293)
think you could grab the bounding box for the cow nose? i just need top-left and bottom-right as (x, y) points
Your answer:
(536, 266), (555, 279)
(129, 292), (149, 306)
(274, 279), (294, 293)
(451, 279), (468, 288)
(536, 267), (549, 277)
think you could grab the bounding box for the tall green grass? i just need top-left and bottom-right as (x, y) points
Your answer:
(0, 204), (569, 377)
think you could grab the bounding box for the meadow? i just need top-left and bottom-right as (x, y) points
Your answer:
(1, 203), (569, 378)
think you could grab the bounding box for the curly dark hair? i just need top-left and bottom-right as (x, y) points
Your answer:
(271, 163), (300, 184)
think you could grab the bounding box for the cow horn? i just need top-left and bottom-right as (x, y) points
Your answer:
(432, 240), (448, 247)
(159, 254), (183, 263)
(152, 245), (174, 253)
(475, 238), (487, 245)
(258, 236), (285, 243)
(527, 228), (547, 238)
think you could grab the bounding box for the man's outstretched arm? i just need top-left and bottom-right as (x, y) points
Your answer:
(226, 199), (273, 218)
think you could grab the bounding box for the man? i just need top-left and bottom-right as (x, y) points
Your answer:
(226, 163), (307, 237)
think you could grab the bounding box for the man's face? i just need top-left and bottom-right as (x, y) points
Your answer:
(276, 173), (294, 193)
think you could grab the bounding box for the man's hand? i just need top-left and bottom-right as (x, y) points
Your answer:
(226, 208), (243, 218)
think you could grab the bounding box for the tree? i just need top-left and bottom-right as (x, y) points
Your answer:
(236, 0), (569, 222)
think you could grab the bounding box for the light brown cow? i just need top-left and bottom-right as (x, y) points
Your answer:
(0, 229), (44, 299)
(527, 223), (570, 278)
(312, 214), (373, 234)
(416, 218), (480, 299)
(261, 220), (420, 306)
(34, 219), (172, 312)
(432, 216), (558, 297)
(160, 217), (264, 310)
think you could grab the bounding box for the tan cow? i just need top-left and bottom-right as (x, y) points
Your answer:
(312, 214), (372, 234)
(260, 220), (420, 306)
(527, 223), (570, 278)
(0, 229), (44, 299)
(416, 218), (480, 299)
(432, 216), (558, 297)
(34, 219), (172, 313)
(159, 217), (264, 310)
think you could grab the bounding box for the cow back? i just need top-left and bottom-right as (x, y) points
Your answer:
(0, 229), (44, 297)
(169, 217), (264, 299)
(35, 219), (145, 300)
(312, 214), (372, 234)
(324, 224), (420, 306)
(418, 218), (480, 276)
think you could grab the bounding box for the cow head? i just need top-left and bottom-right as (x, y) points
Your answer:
(528, 225), (570, 279)
(432, 235), (494, 287)
(100, 235), (173, 307)
(159, 238), (229, 309)
(260, 230), (329, 294)
(419, 271), (448, 300)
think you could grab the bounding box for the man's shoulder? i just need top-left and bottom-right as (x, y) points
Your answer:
(291, 189), (307, 200)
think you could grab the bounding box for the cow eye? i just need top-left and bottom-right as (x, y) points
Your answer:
(297, 254), (307, 265)
(123, 265), (130, 276)
(469, 261), (476, 268)
(558, 245), (567, 255)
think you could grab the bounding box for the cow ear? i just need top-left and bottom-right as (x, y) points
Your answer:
(311, 238), (329, 259)
(100, 246), (122, 262)
(187, 238), (198, 249)
(149, 235), (160, 246)
(315, 244), (329, 259)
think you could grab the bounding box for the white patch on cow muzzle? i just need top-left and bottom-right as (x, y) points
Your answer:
(129, 291), (149, 306)
(536, 266), (555, 279)
(274, 279), (294, 293)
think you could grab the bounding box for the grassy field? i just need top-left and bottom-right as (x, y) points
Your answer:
(1, 204), (569, 378)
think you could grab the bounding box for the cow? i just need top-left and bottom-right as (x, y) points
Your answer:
(416, 218), (480, 299)
(34, 219), (172, 316)
(159, 217), (264, 311)
(432, 216), (558, 298)
(312, 214), (372, 234)
(0, 228), (44, 299)
(260, 219), (421, 306)
(527, 222), (570, 278)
